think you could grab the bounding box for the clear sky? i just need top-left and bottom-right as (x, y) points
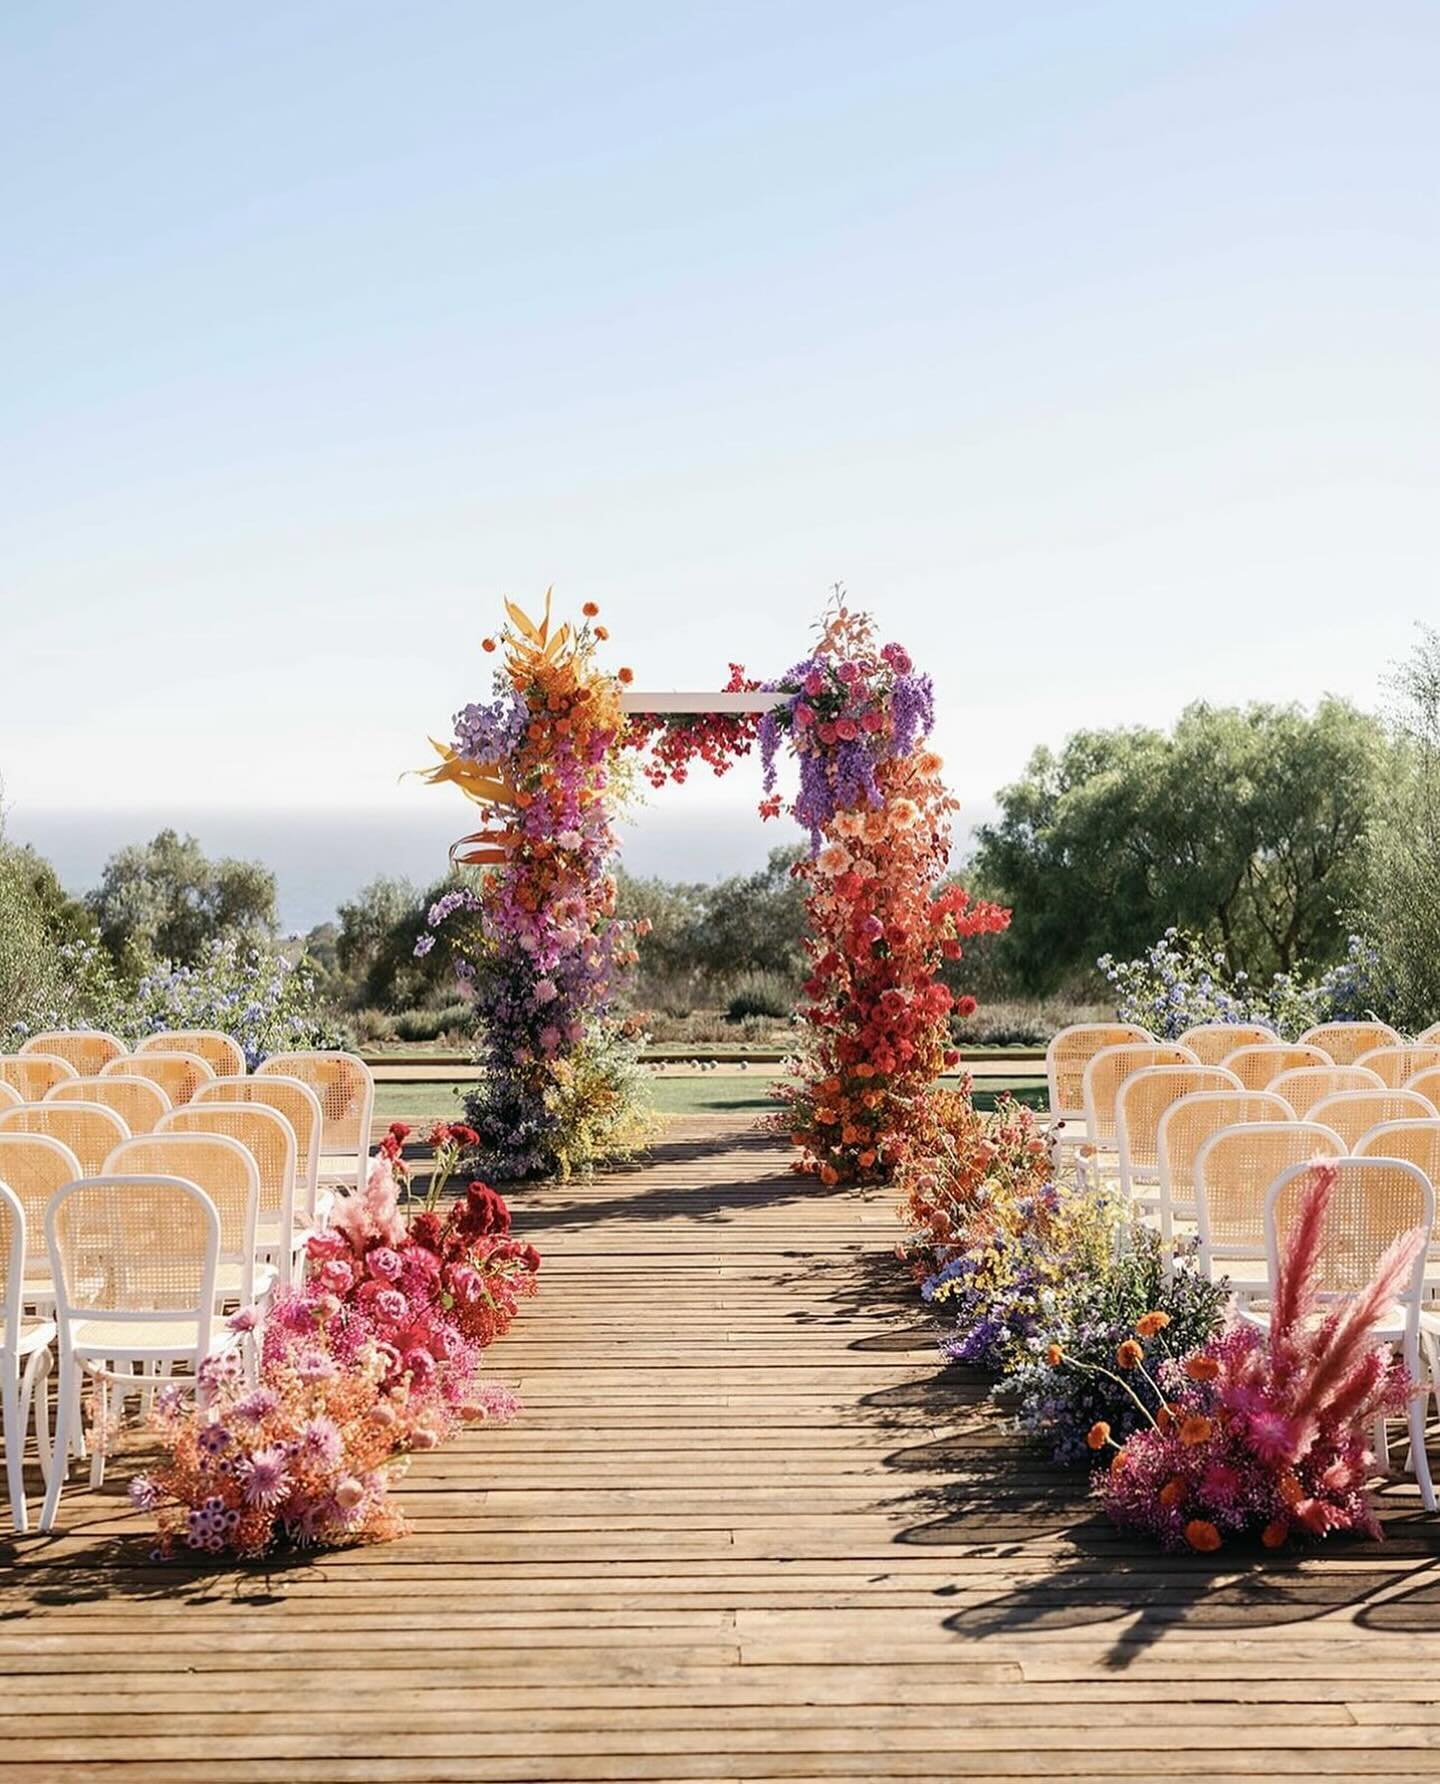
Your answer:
(2, 2), (1437, 901)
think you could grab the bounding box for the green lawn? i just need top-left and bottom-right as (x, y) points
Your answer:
(375, 1073), (1046, 1127)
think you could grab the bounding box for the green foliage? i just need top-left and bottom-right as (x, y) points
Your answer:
(0, 822), (124, 1048)
(1355, 628), (1440, 1030)
(617, 848), (808, 1007)
(333, 874), (477, 1011)
(127, 937), (338, 1068)
(725, 971), (795, 1022)
(88, 828), (277, 972)
(973, 699), (1391, 993)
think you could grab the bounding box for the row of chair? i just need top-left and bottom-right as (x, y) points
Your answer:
(0, 1048), (383, 1533)
(0, 1044), (376, 1192)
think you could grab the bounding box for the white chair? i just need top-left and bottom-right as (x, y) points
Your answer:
(196, 1075), (325, 1230)
(103, 1050), (214, 1108)
(40, 1175), (238, 1525)
(47, 1074), (170, 1133)
(1192, 1120), (1347, 1294)
(1176, 1022), (1277, 1066)
(102, 1133), (267, 1315)
(1300, 1021), (1404, 1066)
(1080, 1043), (1199, 1179)
(1044, 1023), (1153, 1159)
(258, 1052), (374, 1196)
(0, 1134), (83, 1317)
(1113, 1065), (1241, 1207)
(1310, 1089), (1438, 1151)
(1355, 1120), (1440, 1295)
(1222, 1043), (1333, 1091)
(0, 1055), (79, 1101)
(0, 1181), (55, 1533)
(1269, 1064), (1385, 1119)
(19, 1031), (127, 1074)
(1358, 1046), (1440, 1090)
(1154, 1089), (1294, 1257)
(1241, 1157), (1437, 1511)
(0, 1102), (130, 1176)
(1418, 1023), (1440, 1047)
(136, 1030), (246, 1078)
(159, 1103), (301, 1288)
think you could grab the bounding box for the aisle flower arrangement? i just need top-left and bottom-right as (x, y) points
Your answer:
(901, 1103), (1418, 1550)
(134, 1136), (532, 1559)
(1099, 1161), (1422, 1552)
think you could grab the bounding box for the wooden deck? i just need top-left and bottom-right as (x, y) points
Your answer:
(5, 1113), (1440, 1778)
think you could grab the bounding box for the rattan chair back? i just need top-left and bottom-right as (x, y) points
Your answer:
(102, 1050), (215, 1108)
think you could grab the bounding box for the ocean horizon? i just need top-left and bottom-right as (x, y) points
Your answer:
(6, 792), (992, 937)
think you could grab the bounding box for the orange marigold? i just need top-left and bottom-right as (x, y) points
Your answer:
(582, 600), (600, 616)
(618, 666), (635, 684)
(1184, 1519), (1222, 1553)
(595, 625), (609, 640)
(1183, 1354), (1220, 1382)
(482, 637), (497, 653)
(1135, 1311), (1171, 1338)
(1178, 1415), (1214, 1447)
(1115, 1339), (1144, 1369)
(1086, 1421), (1111, 1451)
(1044, 1343), (1063, 1367)
(1261, 1519), (1290, 1550)
(1158, 1476), (1187, 1510)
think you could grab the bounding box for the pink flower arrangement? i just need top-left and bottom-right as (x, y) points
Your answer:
(133, 1296), (409, 1558)
(1100, 1161), (1424, 1552)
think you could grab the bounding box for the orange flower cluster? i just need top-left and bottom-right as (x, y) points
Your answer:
(777, 749), (1010, 1184)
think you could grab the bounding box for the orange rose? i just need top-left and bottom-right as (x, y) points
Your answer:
(1086, 1421), (1111, 1451)
(1135, 1311), (1171, 1338)
(1179, 1416), (1214, 1447)
(819, 1165), (839, 1186)
(1183, 1354), (1220, 1382)
(1184, 1519), (1222, 1553)
(618, 667), (635, 684)
(1115, 1339), (1144, 1369)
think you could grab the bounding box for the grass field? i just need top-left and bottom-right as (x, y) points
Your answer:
(374, 1072), (1046, 1127)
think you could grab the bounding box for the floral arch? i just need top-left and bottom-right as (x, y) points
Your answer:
(417, 592), (1009, 1184)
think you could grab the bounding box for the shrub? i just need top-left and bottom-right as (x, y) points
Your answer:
(725, 971), (795, 1023)
(1098, 928), (1401, 1041)
(392, 1004), (471, 1044)
(127, 938), (339, 1068)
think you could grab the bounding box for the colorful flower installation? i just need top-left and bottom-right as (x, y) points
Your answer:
(135, 1143), (531, 1559)
(1098, 1161), (1422, 1553)
(419, 590), (1005, 1184)
(901, 1113), (1422, 1553)
(418, 592), (657, 1179)
(755, 606), (1010, 1184)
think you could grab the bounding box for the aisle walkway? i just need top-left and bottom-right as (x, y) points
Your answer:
(4, 1115), (1440, 1777)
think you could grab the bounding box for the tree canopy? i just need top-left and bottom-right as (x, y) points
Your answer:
(971, 698), (1391, 993)
(88, 828), (277, 970)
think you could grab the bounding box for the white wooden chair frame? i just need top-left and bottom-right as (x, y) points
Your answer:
(0, 1181), (55, 1533)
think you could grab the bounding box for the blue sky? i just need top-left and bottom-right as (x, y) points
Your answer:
(2, 2), (1437, 906)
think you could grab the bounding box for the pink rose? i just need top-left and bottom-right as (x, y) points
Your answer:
(836, 661), (860, 683)
(803, 671), (824, 696)
(306, 1230), (350, 1264)
(861, 709), (885, 733)
(366, 1247), (403, 1282)
(835, 718), (858, 741)
(316, 1259), (356, 1296)
(793, 702), (814, 728)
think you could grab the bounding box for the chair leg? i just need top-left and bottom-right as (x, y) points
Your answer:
(88, 1375), (107, 1491)
(19, 1348), (52, 1485)
(1410, 1393), (1437, 1512)
(3, 1360), (26, 1535)
(1375, 1413), (1391, 1469)
(40, 1356), (75, 1532)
